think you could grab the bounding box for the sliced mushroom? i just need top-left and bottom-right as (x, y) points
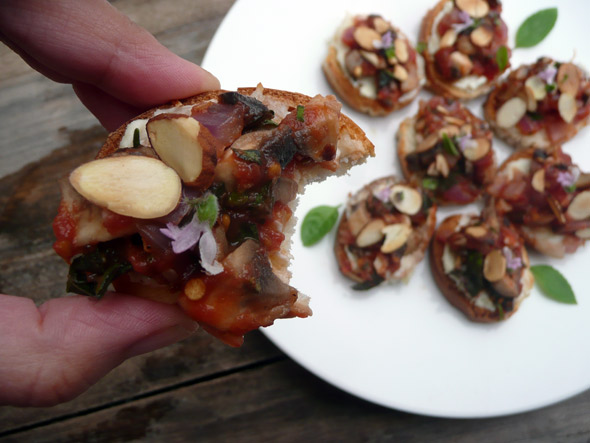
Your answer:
(470, 26), (493, 47)
(450, 51), (473, 76)
(390, 185), (423, 215)
(380, 223), (412, 253)
(435, 153), (450, 178)
(557, 63), (581, 96)
(496, 97), (527, 128)
(462, 138), (490, 162)
(69, 156), (182, 219)
(394, 38), (409, 63)
(483, 249), (507, 283)
(347, 204), (372, 236)
(531, 169), (545, 193)
(558, 93), (578, 123)
(440, 29), (457, 49)
(356, 219), (386, 247)
(354, 26), (382, 51)
(566, 190), (590, 221)
(456, 0), (490, 18)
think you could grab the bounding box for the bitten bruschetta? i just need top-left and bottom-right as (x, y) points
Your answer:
(487, 146), (590, 258)
(419, 0), (510, 99)
(53, 85), (374, 346)
(334, 176), (437, 289)
(323, 14), (424, 116)
(484, 57), (590, 150)
(397, 96), (496, 205)
(430, 210), (533, 322)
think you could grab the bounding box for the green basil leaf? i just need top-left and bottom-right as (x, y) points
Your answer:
(515, 8), (558, 48)
(301, 205), (340, 246)
(416, 41), (427, 54)
(442, 133), (460, 156)
(530, 264), (576, 304)
(422, 177), (439, 190)
(232, 148), (262, 164)
(384, 46), (396, 60)
(296, 105), (305, 122)
(496, 45), (508, 71)
(132, 128), (140, 148)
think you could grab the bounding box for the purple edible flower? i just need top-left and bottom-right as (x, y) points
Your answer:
(452, 11), (474, 34)
(537, 65), (557, 84)
(373, 185), (391, 202)
(457, 134), (477, 152)
(503, 246), (523, 271)
(556, 168), (579, 188)
(381, 31), (394, 49)
(198, 228), (223, 275)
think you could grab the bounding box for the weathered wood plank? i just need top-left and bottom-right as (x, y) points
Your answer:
(2, 360), (589, 442)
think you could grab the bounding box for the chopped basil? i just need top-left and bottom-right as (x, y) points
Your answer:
(561, 74), (569, 83)
(422, 177), (439, 191)
(232, 148), (262, 164)
(496, 303), (505, 320)
(384, 46), (396, 60)
(545, 83), (556, 93)
(530, 264), (577, 304)
(132, 128), (140, 148)
(296, 105), (305, 122)
(301, 205), (340, 246)
(262, 119), (279, 127)
(442, 133), (460, 156)
(495, 46), (508, 71)
(231, 221), (259, 246)
(527, 111), (544, 121)
(416, 41), (427, 54)
(515, 8), (558, 48)
(564, 184), (576, 193)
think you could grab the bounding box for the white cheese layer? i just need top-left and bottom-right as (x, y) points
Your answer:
(453, 75), (487, 92)
(474, 292), (496, 312)
(428, 0), (454, 54)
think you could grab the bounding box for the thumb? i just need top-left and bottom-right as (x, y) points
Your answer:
(0, 293), (198, 407)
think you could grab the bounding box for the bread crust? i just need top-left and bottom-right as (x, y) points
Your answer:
(322, 17), (424, 116)
(430, 214), (533, 322)
(419, 0), (499, 100)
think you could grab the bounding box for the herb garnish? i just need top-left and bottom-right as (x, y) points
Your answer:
(296, 105), (305, 122)
(301, 205), (340, 246)
(530, 264), (576, 304)
(384, 46), (396, 60)
(442, 133), (460, 156)
(132, 128), (140, 148)
(496, 46), (508, 71)
(187, 193), (219, 227)
(515, 8), (558, 48)
(232, 148), (262, 164)
(416, 41), (427, 54)
(422, 177), (439, 190)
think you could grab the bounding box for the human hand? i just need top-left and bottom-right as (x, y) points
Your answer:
(0, 0), (220, 406)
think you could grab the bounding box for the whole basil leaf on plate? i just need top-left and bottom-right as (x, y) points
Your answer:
(515, 8), (558, 48)
(301, 205), (340, 246)
(530, 264), (576, 304)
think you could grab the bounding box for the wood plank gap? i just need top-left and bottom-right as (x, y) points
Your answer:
(0, 354), (286, 438)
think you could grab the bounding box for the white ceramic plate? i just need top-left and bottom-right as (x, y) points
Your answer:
(203, 0), (590, 417)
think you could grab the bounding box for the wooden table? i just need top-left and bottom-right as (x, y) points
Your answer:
(1, 1), (589, 441)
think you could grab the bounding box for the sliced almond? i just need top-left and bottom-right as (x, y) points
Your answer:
(372, 17), (390, 34)
(483, 249), (507, 283)
(525, 75), (547, 101)
(427, 162), (439, 176)
(184, 278), (206, 301)
(531, 169), (545, 193)
(575, 227), (590, 239)
(354, 26), (382, 51)
(566, 190), (590, 221)
(361, 50), (386, 69)
(575, 172), (590, 189)
(444, 115), (465, 126)
(393, 64), (409, 82)
(440, 29), (458, 49)
(449, 51), (473, 76)
(470, 26), (493, 47)
(557, 63), (581, 96)
(416, 132), (439, 153)
(460, 124), (472, 135)
(380, 223), (412, 253)
(558, 92), (578, 123)
(435, 154), (450, 178)
(356, 219), (386, 248)
(348, 204), (372, 236)
(390, 185), (423, 215)
(436, 105), (450, 115)
(456, 0), (489, 18)
(456, 35), (477, 56)
(462, 138), (490, 162)
(496, 97), (527, 128)
(69, 156), (182, 219)
(147, 114), (217, 187)
(394, 38), (409, 63)
(465, 225), (487, 238)
(525, 86), (538, 112)
(400, 72), (419, 92)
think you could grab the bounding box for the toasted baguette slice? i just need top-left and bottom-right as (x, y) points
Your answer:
(430, 213), (533, 322)
(397, 96), (496, 205)
(323, 14), (424, 116)
(483, 57), (590, 150)
(334, 176), (437, 289)
(419, 0), (510, 100)
(486, 147), (590, 258)
(54, 85), (374, 346)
